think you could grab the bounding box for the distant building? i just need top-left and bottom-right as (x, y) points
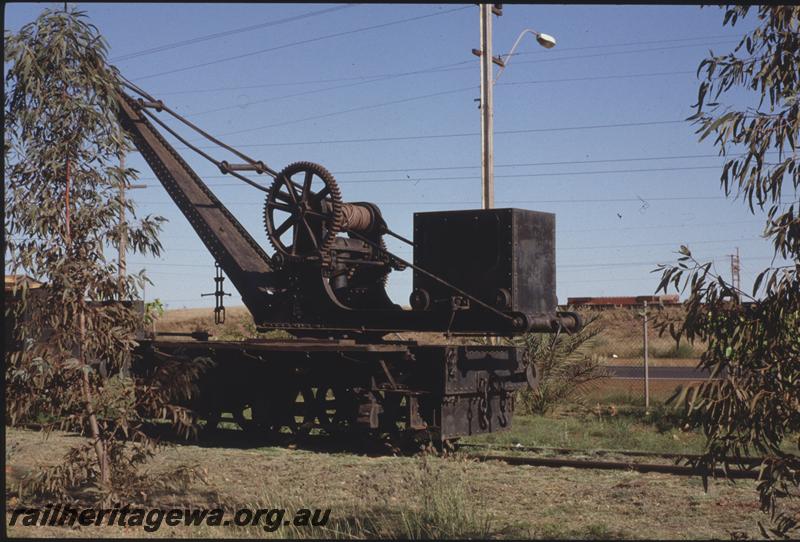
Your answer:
(566, 295), (680, 308)
(4, 274), (43, 294)
(5, 275), (45, 349)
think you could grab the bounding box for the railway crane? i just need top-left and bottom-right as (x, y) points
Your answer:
(117, 74), (581, 445)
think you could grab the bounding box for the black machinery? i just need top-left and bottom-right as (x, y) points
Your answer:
(116, 74), (581, 444)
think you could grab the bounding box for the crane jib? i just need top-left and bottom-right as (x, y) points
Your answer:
(113, 91), (277, 317)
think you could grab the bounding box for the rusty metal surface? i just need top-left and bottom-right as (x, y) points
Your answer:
(145, 338), (414, 353)
(116, 84), (582, 336)
(134, 341), (527, 442)
(114, 92), (277, 319)
(115, 76), (586, 444)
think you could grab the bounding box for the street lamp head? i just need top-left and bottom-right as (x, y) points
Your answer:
(536, 33), (557, 49)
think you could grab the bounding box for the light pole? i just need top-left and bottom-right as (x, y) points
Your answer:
(478, 4), (497, 209)
(117, 153), (147, 295)
(494, 28), (557, 84)
(473, 8), (556, 209)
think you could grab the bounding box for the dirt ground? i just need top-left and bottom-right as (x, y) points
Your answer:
(6, 427), (793, 539)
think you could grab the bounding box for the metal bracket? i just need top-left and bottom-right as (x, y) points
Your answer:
(218, 160), (269, 175)
(136, 98), (164, 111)
(201, 262), (232, 324)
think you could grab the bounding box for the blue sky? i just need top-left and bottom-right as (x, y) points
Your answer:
(5, 3), (786, 310)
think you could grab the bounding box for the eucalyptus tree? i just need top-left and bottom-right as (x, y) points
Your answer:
(5, 7), (207, 503)
(657, 6), (799, 537)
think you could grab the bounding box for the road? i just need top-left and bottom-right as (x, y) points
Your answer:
(605, 365), (713, 380)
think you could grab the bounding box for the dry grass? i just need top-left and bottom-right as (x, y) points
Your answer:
(155, 307), (253, 339)
(580, 307), (706, 360)
(600, 357), (700, 367)
(155, 307), (481, 345)
(155, 307), (706, 358)
(582, 379), (693, 405)
(6, 426), (796, 539)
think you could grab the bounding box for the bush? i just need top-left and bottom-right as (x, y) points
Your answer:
(398, 456), (492, 539)
(512, 314), (611, 415)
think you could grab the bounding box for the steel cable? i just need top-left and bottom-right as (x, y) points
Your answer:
(117, 72), (276, 191)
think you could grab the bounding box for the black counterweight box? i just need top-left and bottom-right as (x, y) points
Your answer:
(411, 208), (556, 315)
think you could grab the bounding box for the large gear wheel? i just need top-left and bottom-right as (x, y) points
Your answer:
(264, 162), (343, 263)
(345, 233), (391, 288)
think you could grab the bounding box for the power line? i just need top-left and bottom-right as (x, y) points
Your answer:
(560, 237), (763, 251)
(337, 165), (725, 184)
(135, 164), (728, 190)
(129, 36), (734, 127)
(326, 152), (760, 175)
(124, 119), (686, 152)
(159, 39), (735, 127)
(152, 64), (470, 96)
(502, 40), (738, 69)
(134, 195), (737, 207)
(144, 35), (733, 97)
(561, 219), (764, 233)
(129, 254), (778, 271)
(134, 236), (766, 256)
(564, 276), (668, 284)
(124, 116), (689, 153)
(212, 117), (685, 143)
(560, 255), (781, 270)
(130, 6), (471, 82)
(109, 5), (356, 62)
(184, 61), (476, 117)
(148, 220), (766, 241)
(153, 66), (677, 98)
(133, 151), (781, 182)
(498, 70), (695, 88)
(212, 85), (477, 135)
(184, 69), (696, 118)
(559, 257), (728, 270)
(501, 33), (734, 57)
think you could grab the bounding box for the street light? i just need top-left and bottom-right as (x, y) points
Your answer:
(475, 7), (557, 210)
(494, 28), (557, 84)
(536, 32), (557, 49)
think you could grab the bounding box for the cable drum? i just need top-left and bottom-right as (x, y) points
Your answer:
(341, 201), (385, 233)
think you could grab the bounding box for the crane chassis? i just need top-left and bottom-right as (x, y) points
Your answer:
(115, 73), (581, 446)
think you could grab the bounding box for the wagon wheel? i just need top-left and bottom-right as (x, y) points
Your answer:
(264, 162), (343, 263)
(314, 386), (338, 432)
(202, 410), (222, 434)
(285, 386), (317, 436)
(233, 399), (277, 435)
(379, 393), (404, 434)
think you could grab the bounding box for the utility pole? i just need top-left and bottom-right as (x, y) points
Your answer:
(479, 4), (495, 209)
(117, 154), (147, 295)
(473, 5), (556, 209)
(118, 154), (127, 293)
(730, 247), (741, 303)
(642, 300), (650, 413)
(118, 156), (147, 376)
(474, 4), (504, 209)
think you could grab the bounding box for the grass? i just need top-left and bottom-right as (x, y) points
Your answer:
(650, 342), (699, 359)
(579, 307), (706, 360)
(7, 423), (800, 539)
(397, 456), (493, 539)
(463, 411), (706, 454)
(582, 379), (693, 404)
(532, 521), (628, 540)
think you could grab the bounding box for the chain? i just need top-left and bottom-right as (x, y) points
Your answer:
(477, 377), (490, 430)
(498, 391), (508, 428)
